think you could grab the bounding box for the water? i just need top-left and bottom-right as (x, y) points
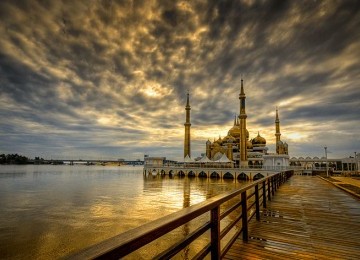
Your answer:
(0, 165), (247, 259)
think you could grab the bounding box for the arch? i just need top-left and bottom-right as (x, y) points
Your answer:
(198, 171), (207, 178)
(169, 170), (174, 176)
(237, 172), (249, 181)
(210, 171), (220, 179)
(151, 169), (157, 176)
(178, 170), (185, 177)
(223, 172), (234, 179)
(253, 173), (264, 180)
(188, 171), (196, 177)
(160, 169), (166, 175)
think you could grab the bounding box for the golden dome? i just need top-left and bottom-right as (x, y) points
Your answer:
(252, 132), (266, 145)
(228, 116), (249, 139)
(247, 140), (253, 149)
(228, 125), (249, 139)
(229, 125), (241, 138)
(215, 136), (222, 145)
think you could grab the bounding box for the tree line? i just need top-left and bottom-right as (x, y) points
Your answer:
(0, 154), (30, 164)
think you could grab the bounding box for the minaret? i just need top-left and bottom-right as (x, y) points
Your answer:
(239, 78), (248, 167)
(184, 92), (191, 158)
(275, 107), (281, 154)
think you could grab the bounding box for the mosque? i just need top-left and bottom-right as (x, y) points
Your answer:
(184, 79), (289, 168)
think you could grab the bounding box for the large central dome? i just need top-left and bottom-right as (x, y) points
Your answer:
(229, 125), (249, 139)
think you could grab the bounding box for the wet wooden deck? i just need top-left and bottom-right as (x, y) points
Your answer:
(224, 176), (360, 259)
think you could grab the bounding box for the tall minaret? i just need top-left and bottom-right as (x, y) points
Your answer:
(275, 107), (281, 154)
(184, 92), (191, 158)
(239, 78), (248, 167)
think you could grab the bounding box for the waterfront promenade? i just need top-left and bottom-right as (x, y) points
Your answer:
(225, 175), (360, 259)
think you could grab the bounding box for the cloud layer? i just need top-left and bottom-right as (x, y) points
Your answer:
(0, 0), (359, 160)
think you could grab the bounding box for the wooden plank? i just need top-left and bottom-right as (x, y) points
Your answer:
(224, 175), (360, 259)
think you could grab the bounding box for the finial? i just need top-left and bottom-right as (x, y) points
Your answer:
(186, 91), (190, 107)
(258, 131), (260, 136)
(276, 106), (279, 120)
(234, 114), (237, 125)
(240, 77), (245, 95)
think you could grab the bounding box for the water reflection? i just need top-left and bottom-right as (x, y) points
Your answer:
(0, 165), (247, 259)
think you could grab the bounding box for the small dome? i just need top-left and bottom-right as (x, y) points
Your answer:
(306, 156), (311, 159)
(313, 156), (319, 159)
(223, 134), (235, 143)
(291, 157), (297, 160)
(252, 132), (266, 145)
(277, 140), (283, 145)
(299, 157), (304, 160)
(215, 137), (222, 145)
(247, 140), (253, 149)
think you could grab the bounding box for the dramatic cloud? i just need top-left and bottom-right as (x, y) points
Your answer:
(0, 0), (359, 160)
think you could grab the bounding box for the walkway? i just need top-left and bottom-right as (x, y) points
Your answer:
(224, 175), (360, 259)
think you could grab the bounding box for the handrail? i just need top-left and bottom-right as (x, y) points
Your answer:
(68, 170), (293, 259)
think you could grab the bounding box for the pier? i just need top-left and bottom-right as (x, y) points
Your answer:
(225, 175), (360, 259)
(143, 165), (301, 180)
(69, 172), (360, 259)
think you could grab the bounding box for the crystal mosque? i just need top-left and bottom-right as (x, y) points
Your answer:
(183, 79), (290, 168)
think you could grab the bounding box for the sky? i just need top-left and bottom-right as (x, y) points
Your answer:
(0, 0), (359, 161)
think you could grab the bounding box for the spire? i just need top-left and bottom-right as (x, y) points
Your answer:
(239, 77), (248, 167)
(240, 77), (245, 95)
(275, 107), (281, 154)
(233, 114), (237, 126)
(239, 78), (246, 116)
(184, 92), (191, 158)
(186, 91), (190, 108)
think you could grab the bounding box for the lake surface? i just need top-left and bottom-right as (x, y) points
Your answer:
(0, 165), (248, 259)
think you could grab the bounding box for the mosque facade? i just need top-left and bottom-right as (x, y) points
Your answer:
(184, 79), (289, 168)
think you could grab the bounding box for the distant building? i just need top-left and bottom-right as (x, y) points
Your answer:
(144, 156), (166, 166)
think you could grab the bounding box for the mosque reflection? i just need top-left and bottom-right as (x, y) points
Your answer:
(142, 174), (247, 258)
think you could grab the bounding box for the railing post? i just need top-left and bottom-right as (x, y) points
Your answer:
(255, 184), (260, 221)
(241, 191), (248, 242)
(267, 179), (271, 201)
(210, 206), (220, 259)
(262, 181), (267, 208)
(273, 175), (277, 192)
(271, 177), (275, 196)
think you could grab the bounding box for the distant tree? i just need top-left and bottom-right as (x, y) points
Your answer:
(0, 154), (29, 164)
(0, 154), (5, 164)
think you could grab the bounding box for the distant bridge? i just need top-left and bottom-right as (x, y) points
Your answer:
(29, 159), (144, 165)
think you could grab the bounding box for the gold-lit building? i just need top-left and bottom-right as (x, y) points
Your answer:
(184, 79), (289, 167)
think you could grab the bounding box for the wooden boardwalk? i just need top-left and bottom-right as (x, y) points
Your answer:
(224, 176), (360, 259)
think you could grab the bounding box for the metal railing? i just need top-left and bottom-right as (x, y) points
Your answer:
(68, 170), (293, 259)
